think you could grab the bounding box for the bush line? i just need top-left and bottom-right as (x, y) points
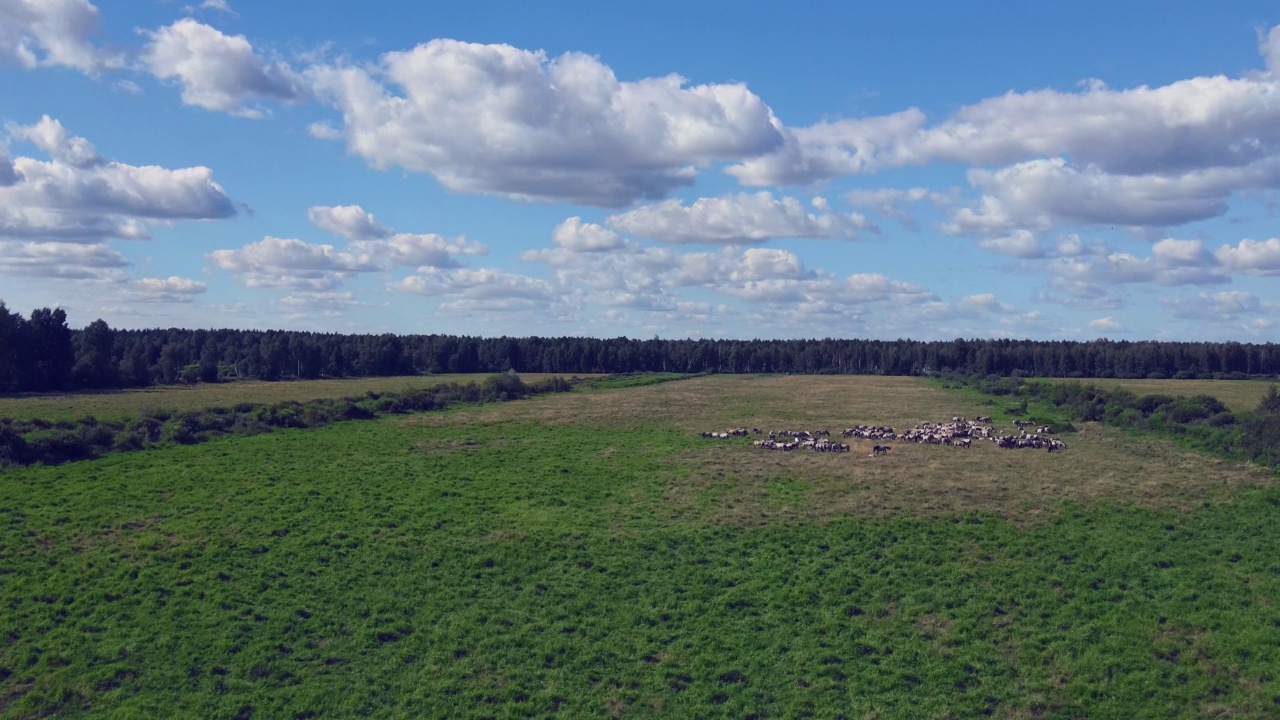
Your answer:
(947, 372), (1280, 468)
(0, 373), (574, 468)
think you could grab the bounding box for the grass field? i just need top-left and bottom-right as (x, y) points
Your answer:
(0, 374), (593, 423)
(3, 375), (1279, 718)
(1043, 377), (1277, 413)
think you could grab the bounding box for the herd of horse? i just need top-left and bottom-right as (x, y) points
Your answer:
(700, 416), (1068, 456)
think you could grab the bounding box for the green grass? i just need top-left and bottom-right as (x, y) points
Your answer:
(0, 374), (595, 423)
(579, 372), (690, 390)
(3, 377), (1279, 718)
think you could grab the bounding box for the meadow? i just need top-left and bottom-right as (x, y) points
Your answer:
(0, 374), (593, 423)
(2, 375), (1279, 718)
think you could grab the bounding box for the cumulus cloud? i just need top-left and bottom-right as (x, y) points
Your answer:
(307, 121), (342, 140)
(552, 217), (625, 253)
(1045, 238), (1229, 303)
(0, 116), (236, 244)
(209, 206), (485, 289)
(1264, 25), (1280, 76)
(10, 115), (100, 167)
(606, 192), (873, 245)
(142, 19), (305, 117)
(957, 293), (1016, 314)
(0, 0), (120, 73)
(976, 230), (1044, 259)
(307, 204), (391, 241)
(1215, 237), (1280, 275)
(0, 240), (128, 279)
(727, 110), (926, 186)
(1162, 290), (1265, 321)
(843, 186), (949, 229)
(942, 157), (1271, 234)
(198, 0), (235, 13)
(735, 27), (1280, 187)
(391, 267), (569, 317)
(306, 39), (784, 205)
(523, 238), (933, 317)
(132, 276), (207, 302)
(1089, 316), (1125, 333)
(208, 236), (347, 290)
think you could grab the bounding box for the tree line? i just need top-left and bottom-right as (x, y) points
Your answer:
(3, 300), (1280, 393)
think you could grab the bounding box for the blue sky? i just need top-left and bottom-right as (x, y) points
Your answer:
(2, 0), (1280, 341)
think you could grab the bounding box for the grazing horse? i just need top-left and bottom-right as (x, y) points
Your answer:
(871, 445), (890, 456)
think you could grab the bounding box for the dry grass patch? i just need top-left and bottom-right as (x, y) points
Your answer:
(665, 422), (1274, 526)
(409, 374), (1277, 525)
(419, 374), (991, 431)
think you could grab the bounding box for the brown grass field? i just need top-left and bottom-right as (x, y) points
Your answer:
(1045, 376), (1277, 413)
(413, 374), (1277, 526)
(0, 373), (593, 421)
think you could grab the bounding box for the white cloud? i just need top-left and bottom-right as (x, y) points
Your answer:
(0, 0), (120, 73)
(727, 109), (926, 186)
(132, 276), (207, 302)
(307, 121), (342, 140)
(199, 0), (235, 13)
(1215, 237), (1280, 275)
(10, 115), (100, 167)
(523, 230), (935, 320)
(843, 186), (947, 229)
(278, 291), (358, 314)
(957, 293), (1015, 314)
(734, 27), (1280, 187)
(392, 267), (562, 316)
(306, 39), (784, 206)
(0, 240), (128, 279)
(0, 116), (236, 243)
(1089, 316), (1125, 333)
(606, 192), (873, 245)
(339, 233), (485, 271)
(141, 19), (305, 117)
(307, 204), (391, 241)
(1264, 25), (1280, 76)
(1045, 238), (1229, 304)
(208, 236), (347, 290)
(552, 217), (625, 253)
(976, 230), (1043, 259)
(209, 207), (486, 289)
(1162, 290), (1264, 320)
(942, 157), (1270, 234)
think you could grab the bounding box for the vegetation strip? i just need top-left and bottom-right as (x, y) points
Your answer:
(0, 374), (575, 468)
(948, 373), (1280, 468)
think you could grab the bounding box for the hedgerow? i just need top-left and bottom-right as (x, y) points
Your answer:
(0, 374), (575, 468)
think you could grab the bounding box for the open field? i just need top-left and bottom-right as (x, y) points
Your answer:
(0, 374), (594, 423)
(3, 375), (1279, 718)
(1043, 377), (1277, 413)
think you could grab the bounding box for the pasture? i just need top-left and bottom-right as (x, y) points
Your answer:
(0, 374), (591, 423)
(2, 375), (1279, 718)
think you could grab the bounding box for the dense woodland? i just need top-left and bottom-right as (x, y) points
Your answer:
(3, 300), (1280, 393)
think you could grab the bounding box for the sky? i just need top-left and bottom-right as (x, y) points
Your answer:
(2, 0), (1280, 341)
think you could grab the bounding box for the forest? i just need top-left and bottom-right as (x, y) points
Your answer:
(2, 300), (1279, 393)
